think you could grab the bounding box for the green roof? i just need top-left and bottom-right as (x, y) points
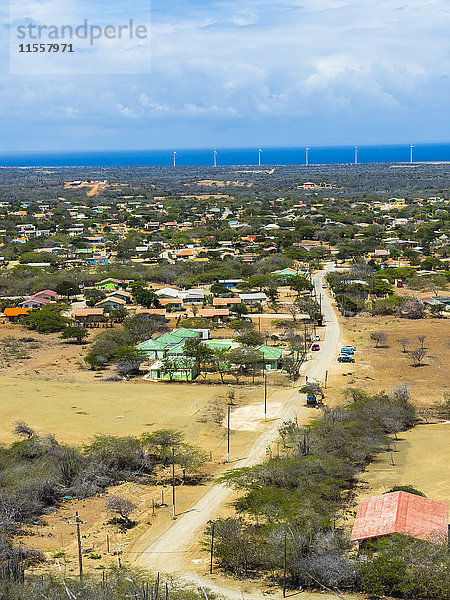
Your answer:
(204, 340), (232, 351)
(137, 339), (167, 351)
(172, 328), (201, 339)
(257, 345), (283, 360)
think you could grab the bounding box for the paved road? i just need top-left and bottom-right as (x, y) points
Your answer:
(136, 264), (341, 597)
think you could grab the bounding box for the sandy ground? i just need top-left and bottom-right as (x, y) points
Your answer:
(322, 311), (449, 408)
(130, 266), (345, 600)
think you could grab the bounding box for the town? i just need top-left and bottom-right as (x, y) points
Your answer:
(0, 162), (448, 600)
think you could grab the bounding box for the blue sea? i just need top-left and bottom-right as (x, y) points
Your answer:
(1, 143), (450, 167)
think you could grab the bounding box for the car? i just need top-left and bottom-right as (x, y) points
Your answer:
(305, 334), (312, 342)
(311, 343), (320, 351)
(313, 335), (320, 341)
(322, 284), (327, 288)
(340, 348), (354, 355)
(342, 345), (356, 351)
(338, 355), (355, 363)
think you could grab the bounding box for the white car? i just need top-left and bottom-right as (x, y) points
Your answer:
(313, 335), (320, 341)
(342, 345), (356, 351)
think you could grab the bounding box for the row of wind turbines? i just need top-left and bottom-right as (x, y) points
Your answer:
(172, 145), (416, 167)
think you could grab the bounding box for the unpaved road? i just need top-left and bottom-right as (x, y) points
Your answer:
(135, 265), (343, 598)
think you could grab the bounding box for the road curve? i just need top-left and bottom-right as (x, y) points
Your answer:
(135, 264), (341, 597)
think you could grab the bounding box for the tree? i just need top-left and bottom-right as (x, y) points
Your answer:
(236, 329), (264, 347)
(183, 337), (214, 380)
(417, 334), (426, 349)
(131, 283), (160, 308)
(300, 381), (325, 400)
(13, 420), (35, 439)
(112, 346), (147, 375)
(122, 313), (168, 343)
(398, 338), (409, 353)
(160, 357), (178, 381)
(286, 303), (301, 322)
(384, 485), (425, 497)
(397, 297), (424, 319)
(211, 348), (232, 383)
(24, 304), (69, 333)
(290, 275), (312, 297)
(106, 495), (136, 527)
(61, 327), (89, 344)
(84, 288), (106, 307)
(410, 347), (427, 366)
(370, 331), (388, 348)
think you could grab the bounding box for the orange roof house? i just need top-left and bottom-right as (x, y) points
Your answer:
(3, 307), (33, 319)
(213, 297), (242, 306)
(351, 491), (448, 545)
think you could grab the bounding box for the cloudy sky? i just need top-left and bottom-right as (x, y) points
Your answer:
(1, 0), (450, 151)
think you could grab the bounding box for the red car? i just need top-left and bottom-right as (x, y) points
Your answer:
(311, 343), (320, 351)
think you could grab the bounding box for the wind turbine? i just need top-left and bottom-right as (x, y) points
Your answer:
(173, 150), (177, 167)
(354, 146), (358, 165)
(410, 144), (414, 164)
(258, 148), (262, 166)
(213, 149), (218, 167)
(305, 147), (310, 166)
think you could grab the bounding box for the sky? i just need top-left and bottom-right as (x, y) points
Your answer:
(1, 0), (450, 152)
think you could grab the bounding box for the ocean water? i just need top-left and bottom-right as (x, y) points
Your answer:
(1, 144), (450, 167)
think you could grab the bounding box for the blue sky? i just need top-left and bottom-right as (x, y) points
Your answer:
(1, 0), (450, 151)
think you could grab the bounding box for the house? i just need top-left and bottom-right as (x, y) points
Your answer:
(197, 308), (230, 321)
(155, 287), (181, 299)
(135, 308), (167, 316)
(137, 328), (201, 360)
(3, 307), (33, 321)
(239, 292), (267, 304)
(32, 289), (59, 302)
(107, 290), (133, 304)
(218, 279), (243, 289)
(19, 296), (52, 309)
(73, 308), (104, 323)
(180, 289), (206, 304)
(212, 297), (242, 307)
(256, 345), (283, 370)
(351, 491), (448, 546)
(95, 296), (127, 309)
(95, 278), (131, 290)
(146, 357), (198, 381)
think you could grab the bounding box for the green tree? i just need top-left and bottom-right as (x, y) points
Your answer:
(60, 326), (89, 344)
(24, 304), (69, 333)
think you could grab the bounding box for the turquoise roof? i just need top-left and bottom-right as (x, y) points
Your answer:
(257, 345), (283, 360)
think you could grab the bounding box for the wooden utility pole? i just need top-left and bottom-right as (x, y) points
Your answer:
(227, 405), (231, 462)
(172, 447), (176, 517)
(324, 370), (328, 389)
(282, 534), (287, 598)
(209, 521), (215, 574)
(264, 372), (267, 421)
(69, 512), (85, 578)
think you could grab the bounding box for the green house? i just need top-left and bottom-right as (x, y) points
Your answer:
(256, 345), (283, 370)
(147, 357), (198, 381)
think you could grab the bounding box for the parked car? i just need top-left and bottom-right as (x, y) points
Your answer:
(313, 335), (320, 341)
(322, 284), (327, 288)
(311, 343), (320, 351)
(338, 355), (355, 363)
(307, 394), (317, 405)
(305, 334), (312, 342)
(340, 348), (354, 355)
(342, 345), (356, 351)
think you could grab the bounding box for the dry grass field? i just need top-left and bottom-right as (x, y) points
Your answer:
(325, 311), (449, 408)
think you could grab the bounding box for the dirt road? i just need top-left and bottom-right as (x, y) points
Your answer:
(135, 265), (342, 598)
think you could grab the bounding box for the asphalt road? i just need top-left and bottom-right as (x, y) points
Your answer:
(136, 263), (342, 598)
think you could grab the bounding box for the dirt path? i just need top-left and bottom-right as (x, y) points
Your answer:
(132, 265), (344, 598)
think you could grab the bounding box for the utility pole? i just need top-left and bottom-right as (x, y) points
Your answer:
(264, 372), (267, 422)
(209, 521), (215, 574)
(172, 447), (176, 517)
(324, 370), (328, 389)
(227, 404), (231, 462)
(282, 534), (287, 598)
(69, 512), (85, 578)
(319, 292), (322, 315)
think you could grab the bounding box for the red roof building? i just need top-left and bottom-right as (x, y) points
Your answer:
(351, 491), (448, 544)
